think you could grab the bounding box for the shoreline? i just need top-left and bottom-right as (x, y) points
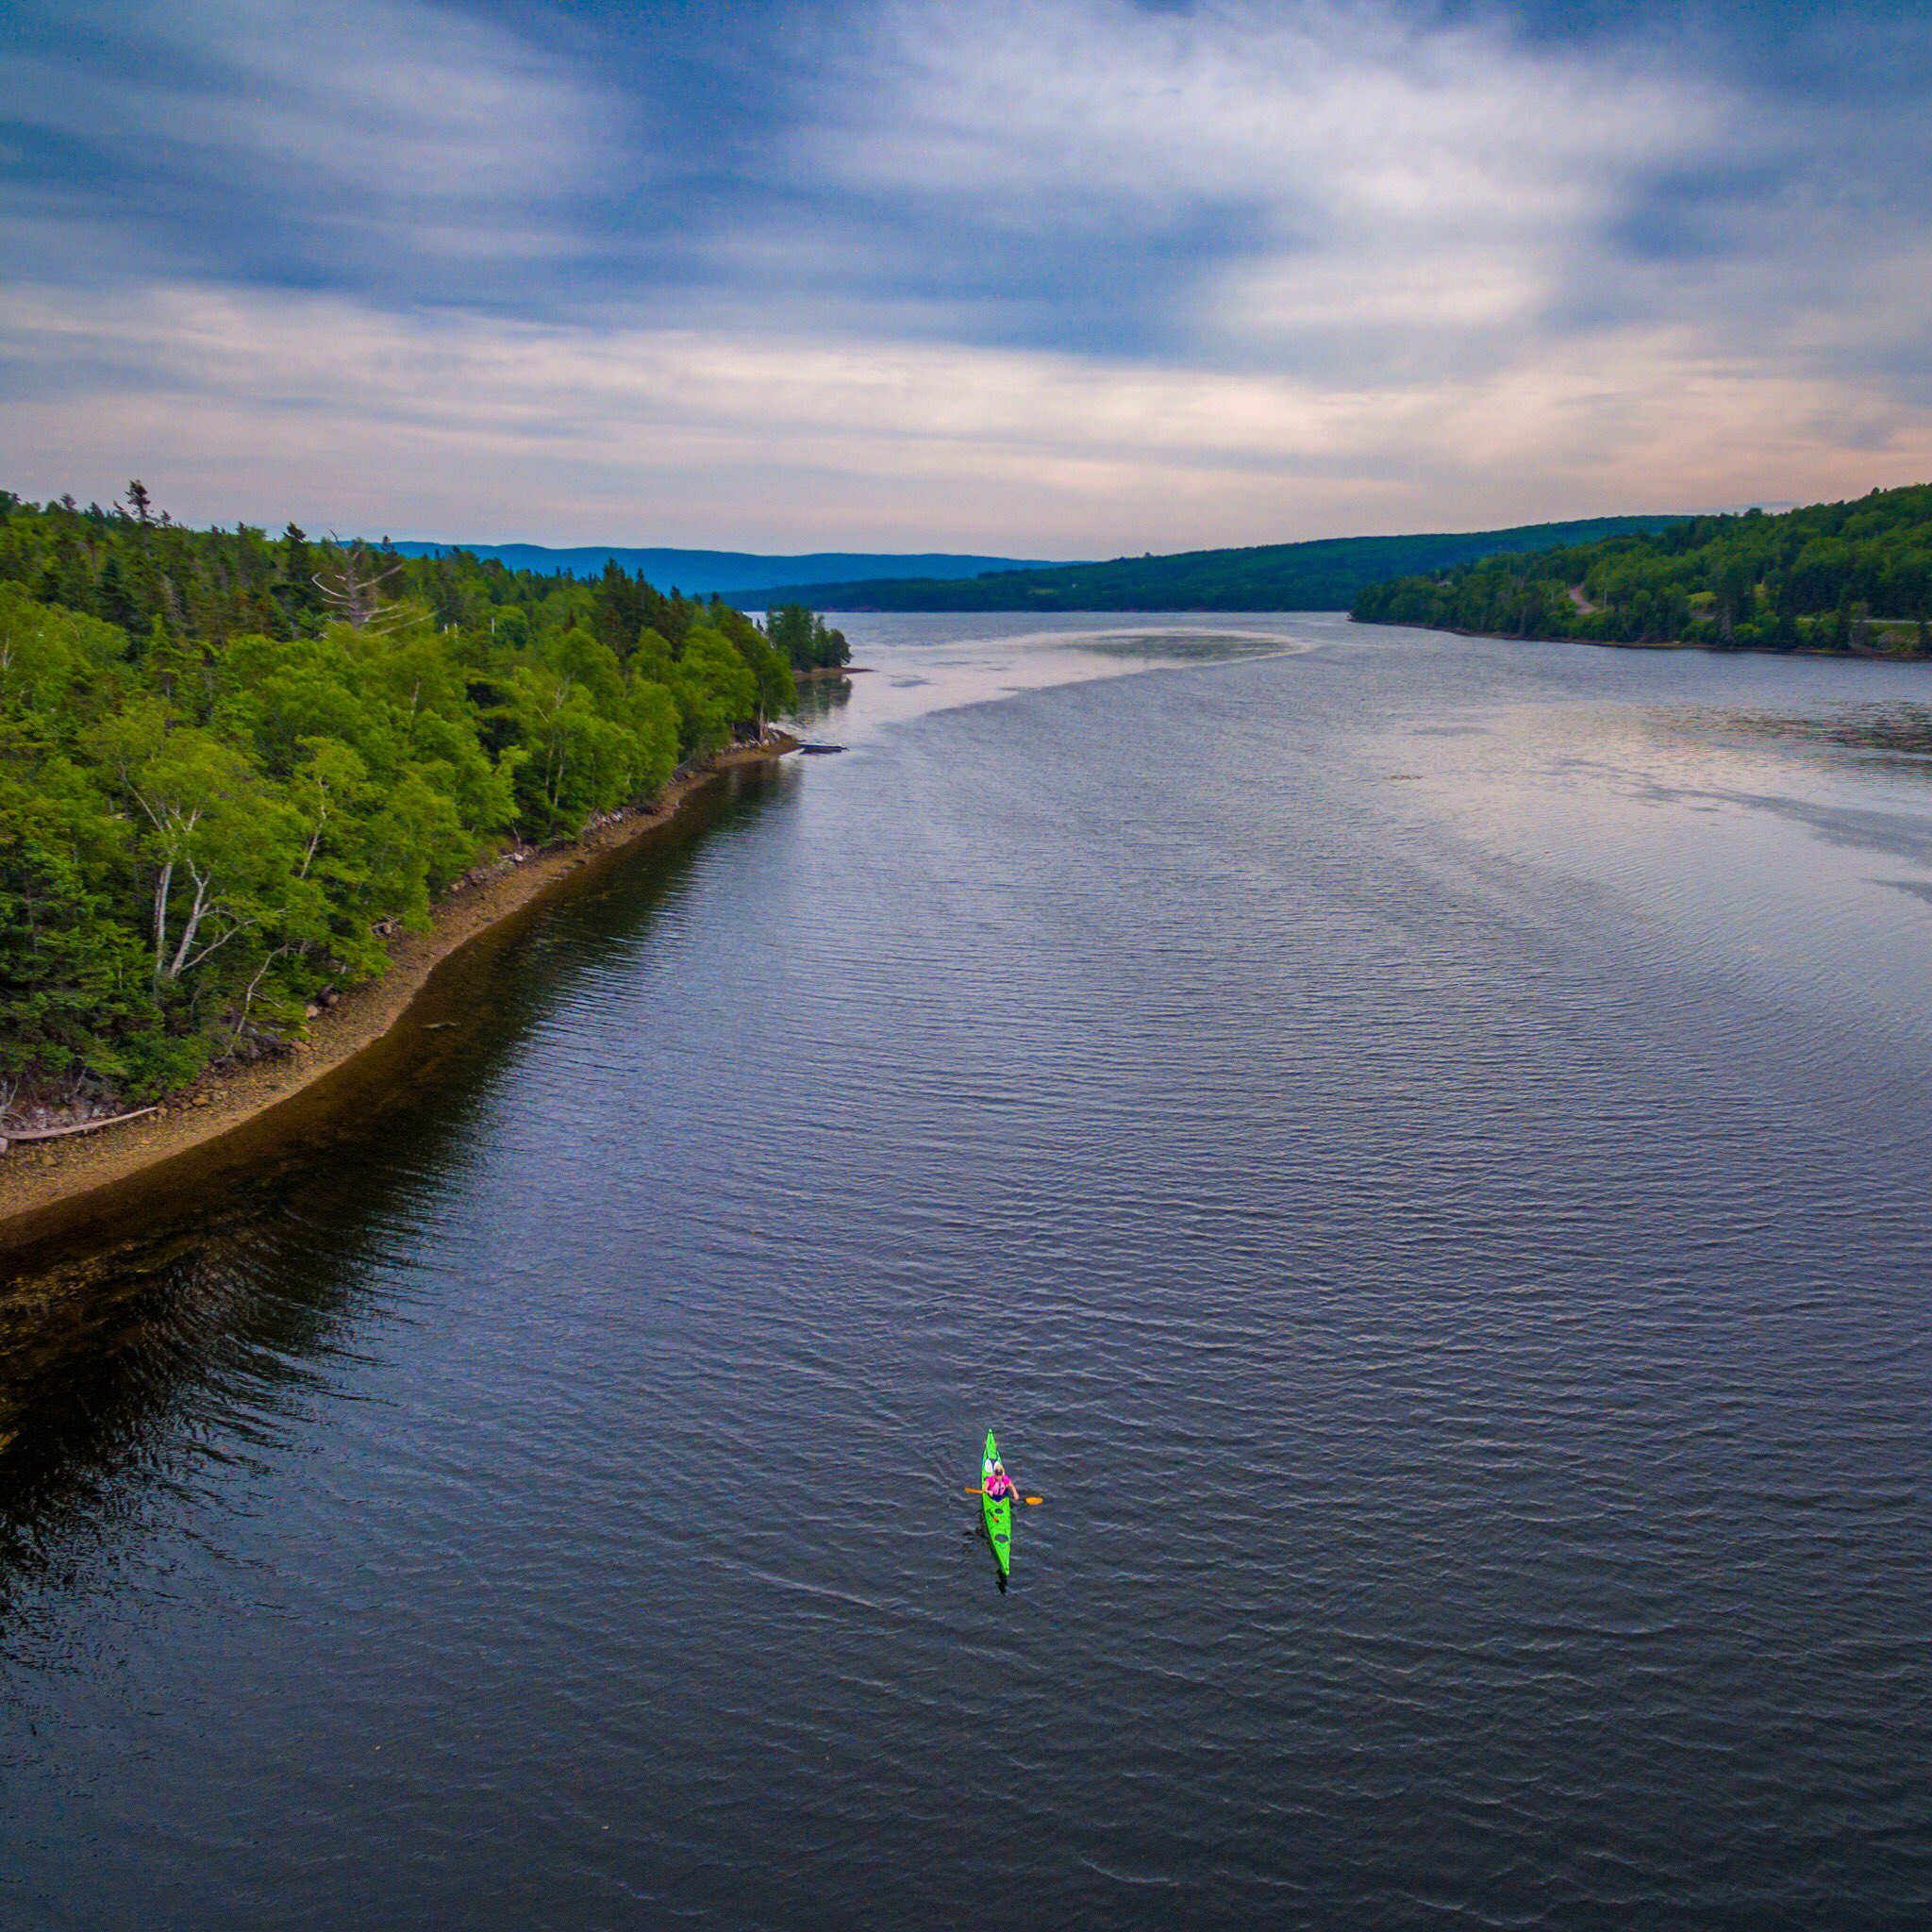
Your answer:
(0, 736), (797, 1258)
(1354, 616), (1929, 662)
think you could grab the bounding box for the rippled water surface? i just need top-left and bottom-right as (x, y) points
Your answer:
(6, 615), (1932, 1928)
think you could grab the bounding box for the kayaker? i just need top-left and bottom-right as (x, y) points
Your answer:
(984, 1463), (1017, 1504)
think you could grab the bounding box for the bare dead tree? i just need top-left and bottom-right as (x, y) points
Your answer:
(314, 538), (408, 630)
(229, 942), (296, 1050)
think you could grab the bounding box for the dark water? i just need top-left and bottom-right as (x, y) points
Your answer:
(6, 615), (1932, 1929)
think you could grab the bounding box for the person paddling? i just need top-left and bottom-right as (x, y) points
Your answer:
(984, 1461), (1017, 1504)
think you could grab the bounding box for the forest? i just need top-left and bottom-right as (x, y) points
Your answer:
(729, 516), (1688, 612)
(1352, 485), (1932, 652)
(0, 487), (848, 1117)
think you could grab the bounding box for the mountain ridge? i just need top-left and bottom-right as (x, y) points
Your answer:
(720, 517), (1692, 611)
(383, 541), (1061, 599)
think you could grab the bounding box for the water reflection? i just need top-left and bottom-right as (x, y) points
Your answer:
(1673, 700), (1932, 769)
(0, 1195), (394, 1640)
(786, 672), (856, 731)
(6, 617), (1932, 1929)
(1625, 704), (1932, 877)
(1066, 629), (1294, 662)
(0, 768), (782, 1636)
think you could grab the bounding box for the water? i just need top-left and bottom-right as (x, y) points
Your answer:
(5, 614), (1932, 1928)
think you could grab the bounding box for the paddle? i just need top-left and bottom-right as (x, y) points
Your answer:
(965, 1486), (1044, 1505)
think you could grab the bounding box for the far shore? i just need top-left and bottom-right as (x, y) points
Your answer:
(0, 736), (798, 1258)
(1361, 618), (1929, 662)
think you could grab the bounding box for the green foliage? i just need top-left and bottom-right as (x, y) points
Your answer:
(1353, 485), (1932, 653)
(726, 518), (1691, 613)
(764, 603), (850, 672)
(0, 485), (817, 1109)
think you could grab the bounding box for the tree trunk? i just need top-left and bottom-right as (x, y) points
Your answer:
(167, 866), (212, 979)
(153, 858), (174, 978)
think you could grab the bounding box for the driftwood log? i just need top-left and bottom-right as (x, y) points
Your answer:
(0, 1106), (158, 1154)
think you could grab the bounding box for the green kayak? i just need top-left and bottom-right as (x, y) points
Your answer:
(981, 1428), (1012, 1577)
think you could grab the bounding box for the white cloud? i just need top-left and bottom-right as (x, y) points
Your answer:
(4, 280), (1927, 552)
(788, 0), (1932, 411)
(807, 0), (1727, 373)
(4, 0), (1928, 543)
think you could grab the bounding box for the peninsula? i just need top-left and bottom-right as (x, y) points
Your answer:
(0, 487), (849, 1235)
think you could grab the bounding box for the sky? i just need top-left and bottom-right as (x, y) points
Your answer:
(4, 0), (1931, 553)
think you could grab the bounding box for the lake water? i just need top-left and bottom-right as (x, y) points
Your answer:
(5, 614), (1932, 1928)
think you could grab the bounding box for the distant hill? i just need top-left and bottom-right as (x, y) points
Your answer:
(1353, 484), (1932, 653)
(384, 541), (1059, 599)
(721, 518), (1690, 612)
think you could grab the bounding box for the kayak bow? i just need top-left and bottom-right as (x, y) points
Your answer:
(981, 1429), (1012, 1577)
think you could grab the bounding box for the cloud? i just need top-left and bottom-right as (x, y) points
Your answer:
(788, 0), (1724, 364)
(798, 0), (1932, 398)
(3, 0), (1930, 544)
(0, 0), (610, 298)
(4, 278), (1926, 552)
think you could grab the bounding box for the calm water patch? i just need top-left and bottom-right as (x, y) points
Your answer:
(4, 615), (1932, 1928)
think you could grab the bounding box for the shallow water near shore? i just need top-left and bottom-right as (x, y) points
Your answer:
(5, 613), (1932, 1927)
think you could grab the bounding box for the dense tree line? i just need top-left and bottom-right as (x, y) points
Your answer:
(730, 516), (1687, 613)
(762, 603), (852, 670)
(1353, 485), (1932, 653)
(0, 486), (825, 1114)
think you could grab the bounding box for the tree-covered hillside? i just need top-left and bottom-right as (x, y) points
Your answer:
(725, 517), (1688, 612)
(1353, 485), (1932, 652)
(389, 541), (1058, 597)
(0, 487), (844, 1119)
